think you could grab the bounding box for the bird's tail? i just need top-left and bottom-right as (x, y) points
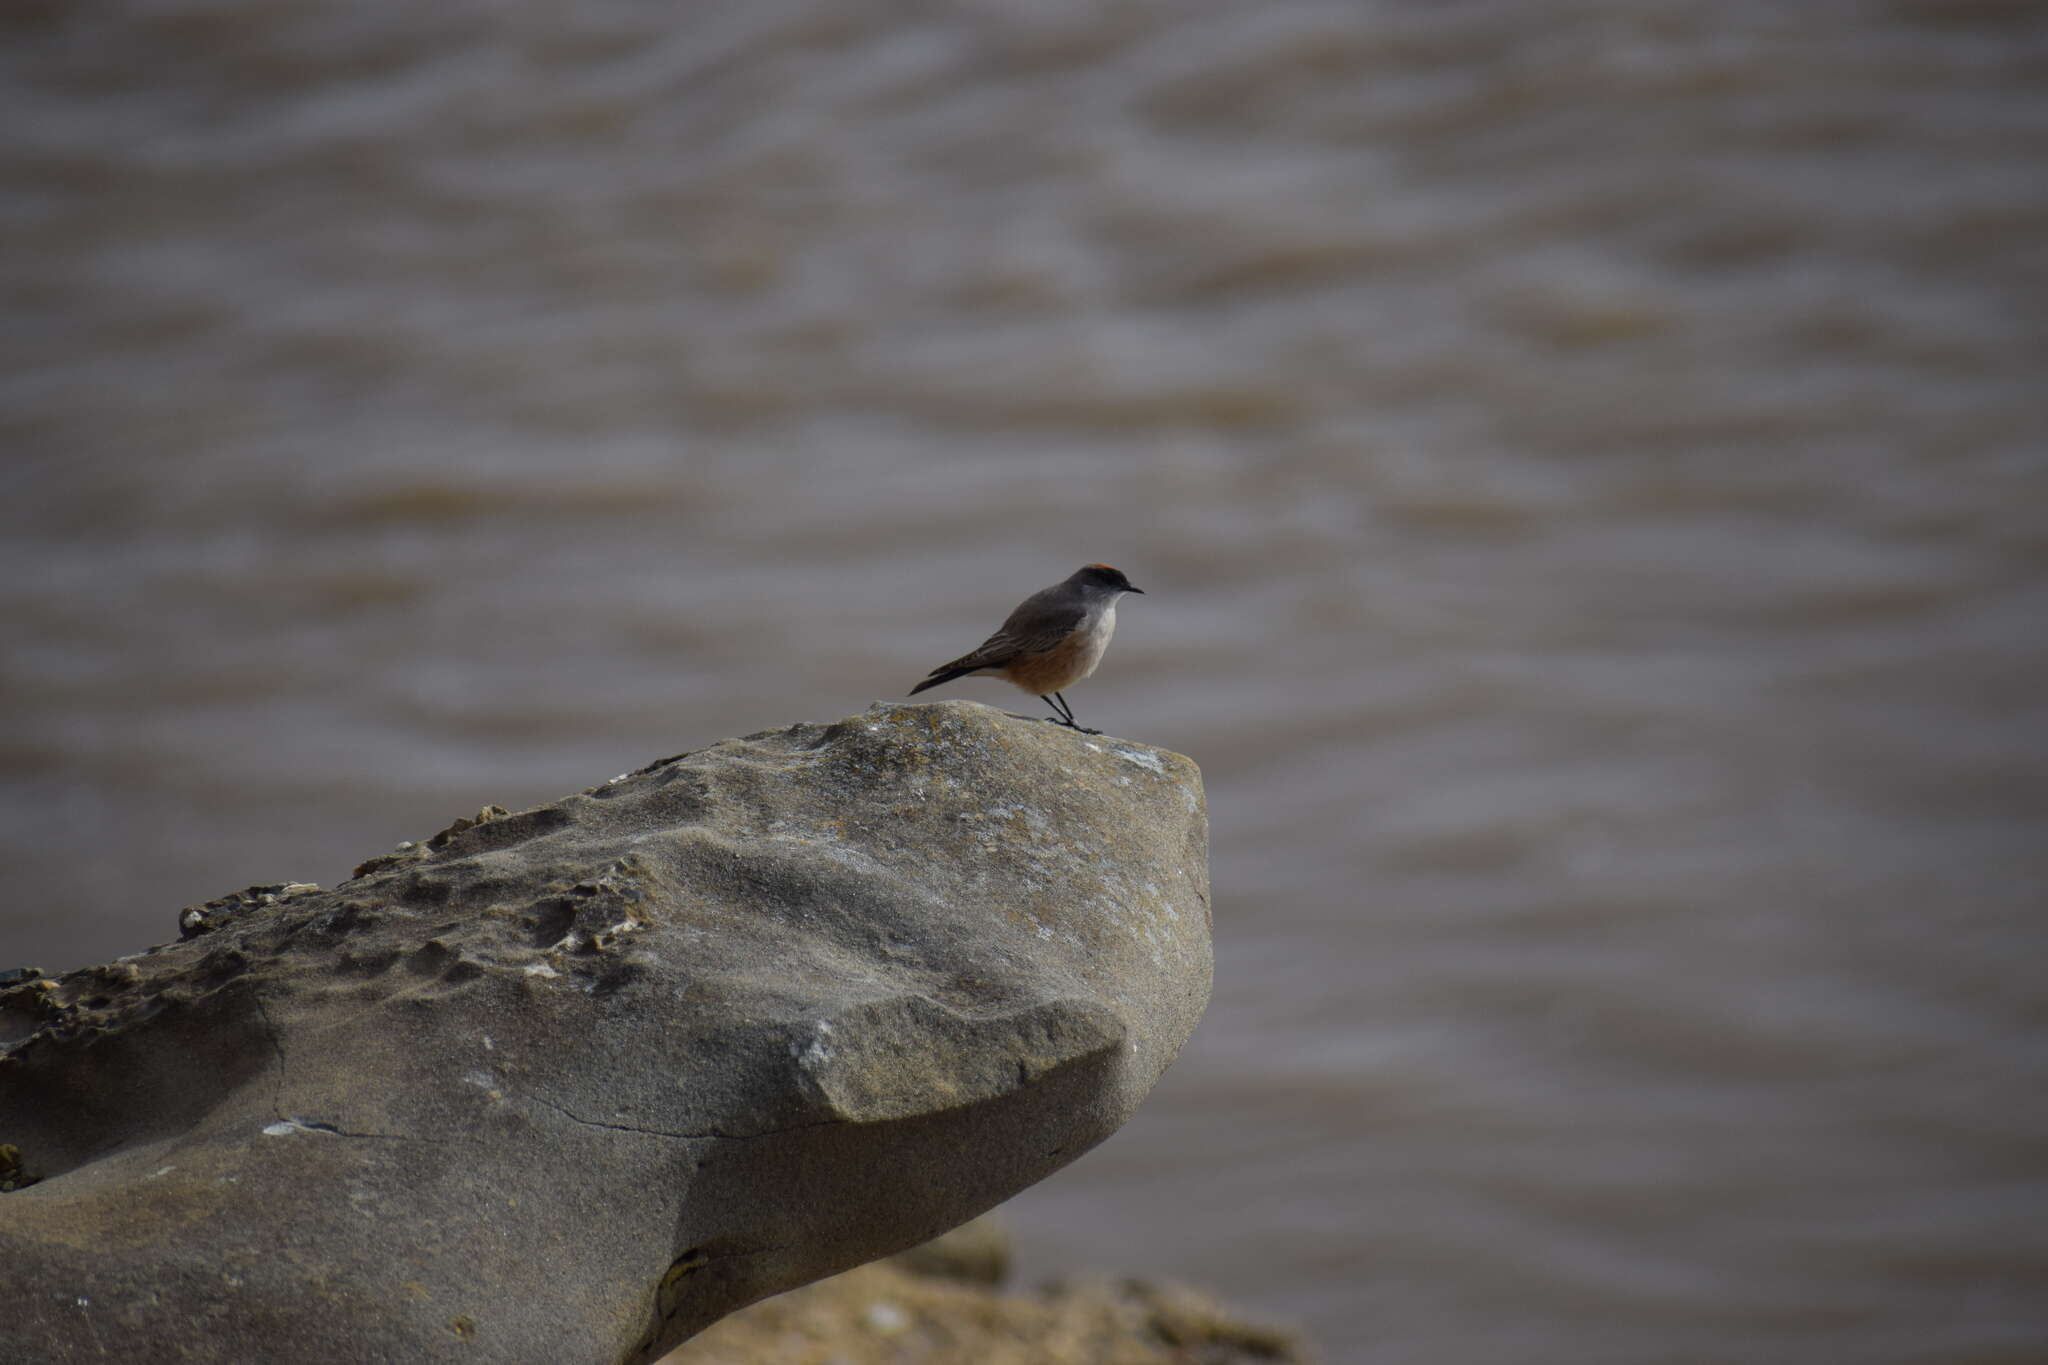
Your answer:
(909, 666), (977, 696)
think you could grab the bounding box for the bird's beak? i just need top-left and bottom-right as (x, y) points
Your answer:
(1126, 585), (1145, 594)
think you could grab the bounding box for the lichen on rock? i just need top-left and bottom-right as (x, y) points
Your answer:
(0, 700), (1211, 1363)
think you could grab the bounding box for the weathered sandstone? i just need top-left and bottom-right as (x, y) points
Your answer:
(0, 701), (1210, 1362)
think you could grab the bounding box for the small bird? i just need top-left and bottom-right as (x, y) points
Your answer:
(909, 564), (1145, 734)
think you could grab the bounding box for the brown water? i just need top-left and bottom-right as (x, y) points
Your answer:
(5, 3), (2047, 1361)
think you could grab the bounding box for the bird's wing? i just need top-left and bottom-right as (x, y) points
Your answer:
(935, 627), (1057, 673)
(930, 589), (1081, 674)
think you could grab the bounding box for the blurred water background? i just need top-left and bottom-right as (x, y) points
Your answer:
(5, 2), (2047, 1361)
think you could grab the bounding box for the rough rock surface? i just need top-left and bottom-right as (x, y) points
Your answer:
(0, 701), (1211, 1363)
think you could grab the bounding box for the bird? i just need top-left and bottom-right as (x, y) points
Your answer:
(908, 564), (1144, 734)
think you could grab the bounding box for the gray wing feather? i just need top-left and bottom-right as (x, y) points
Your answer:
(936, 587), (1081, 672)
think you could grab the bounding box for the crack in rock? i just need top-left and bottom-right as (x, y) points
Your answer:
(260, 1117), (444, 1144)
(528, 1093), (844, 1143)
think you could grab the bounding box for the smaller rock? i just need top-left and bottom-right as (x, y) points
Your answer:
(861, 1300), (910, 1335)
(0, 967), (43, 989)
(665, 1259), (1312, 1365)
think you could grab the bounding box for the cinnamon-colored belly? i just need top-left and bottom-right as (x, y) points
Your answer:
(999, 612), (1113, 694)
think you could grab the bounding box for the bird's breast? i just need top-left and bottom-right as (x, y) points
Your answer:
(1070, 602), (1115, 678)
(1001, 604), (1115, 694)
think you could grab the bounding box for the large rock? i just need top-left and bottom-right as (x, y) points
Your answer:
(0, 701), (1211, 1363)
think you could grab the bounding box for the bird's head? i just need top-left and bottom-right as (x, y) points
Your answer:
(1073, 563), (1144, 596)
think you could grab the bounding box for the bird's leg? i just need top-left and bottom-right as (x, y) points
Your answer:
(1045, 691), (1100, 734)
